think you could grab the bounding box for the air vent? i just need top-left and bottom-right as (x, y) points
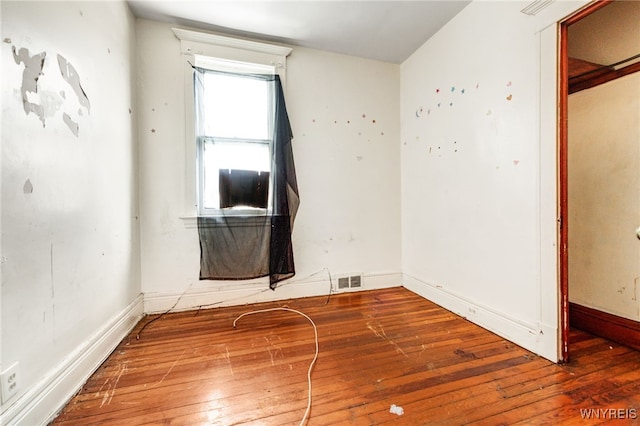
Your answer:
(336, 274), (363, 290)
(338, 277), (350, 289)
(350, 275), (362, 288)
(520, 0), (554, 16)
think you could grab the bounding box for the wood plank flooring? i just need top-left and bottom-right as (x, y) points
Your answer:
(52, 287), (640, 425)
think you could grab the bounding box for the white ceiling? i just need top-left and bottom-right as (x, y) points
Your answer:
(127, 1), (471, 64)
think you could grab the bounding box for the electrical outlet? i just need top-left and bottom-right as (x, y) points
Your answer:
(1, 362), (20, 403)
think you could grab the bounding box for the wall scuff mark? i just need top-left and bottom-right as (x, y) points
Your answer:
(12, 46), (47, 126)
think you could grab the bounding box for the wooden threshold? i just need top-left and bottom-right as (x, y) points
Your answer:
(570, 302), (640, 352)
(51, 288), (640, 425)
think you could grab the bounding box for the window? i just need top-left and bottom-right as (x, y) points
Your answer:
(174, 29), (298, 286)
(171, 27), (292, 220)
(194, 60), (275, 215)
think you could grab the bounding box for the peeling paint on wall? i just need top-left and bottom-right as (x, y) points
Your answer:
(63, 113), (79, 137)
(11, 46), (91, 137)
(40, 90), (64, 118)
(57, 54), (90, 113)
(12, 46), (47, 126)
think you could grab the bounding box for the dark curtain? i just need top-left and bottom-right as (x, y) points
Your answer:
(195, 68), (299, 289)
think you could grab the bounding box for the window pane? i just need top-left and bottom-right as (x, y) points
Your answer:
(202, 140), (270, 209)
(202, 73), (269, 140)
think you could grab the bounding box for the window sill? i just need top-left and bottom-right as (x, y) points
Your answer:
(179, 216), (199, 229)
(180, 212), (272, 229)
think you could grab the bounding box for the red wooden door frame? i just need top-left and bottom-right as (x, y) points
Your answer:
(558, 0), (613, 362)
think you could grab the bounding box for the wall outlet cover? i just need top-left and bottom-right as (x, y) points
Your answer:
(1, 362), (20, 403)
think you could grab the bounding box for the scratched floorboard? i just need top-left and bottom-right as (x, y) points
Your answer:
(51, 287), (640, 425)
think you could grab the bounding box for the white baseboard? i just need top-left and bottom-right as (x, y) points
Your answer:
(144, 272), (402, 314)
(0, 294), (144, 426)
(402, 274), (558, 362)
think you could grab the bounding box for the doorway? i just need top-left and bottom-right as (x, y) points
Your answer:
(560, 0), (640, 361)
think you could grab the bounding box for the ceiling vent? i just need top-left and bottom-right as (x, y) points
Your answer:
(521, 0), (554, 16)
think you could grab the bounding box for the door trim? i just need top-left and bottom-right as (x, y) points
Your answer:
(558, 0), (615, 362)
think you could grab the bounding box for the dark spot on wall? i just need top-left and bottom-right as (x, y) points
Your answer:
(23, 179), (34, 194)
(129, 108), (132, 114)
(372, 119), (376, 124)
(4, 38), (12, 44)
(151, 128), (156, 133)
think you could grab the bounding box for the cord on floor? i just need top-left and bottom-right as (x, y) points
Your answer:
(232, 307), (319, 426)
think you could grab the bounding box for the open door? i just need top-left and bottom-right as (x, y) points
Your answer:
(560, 0), (640, 359)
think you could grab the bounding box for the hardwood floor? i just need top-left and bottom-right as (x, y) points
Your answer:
(52, 287), (640, 425)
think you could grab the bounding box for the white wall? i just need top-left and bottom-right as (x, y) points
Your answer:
(137, 19), (402, 312)
(569, 73), (640, 321)
(400, 0), (588, 361)
(1, 1), (141, 423)
(0, 3), (606, 423)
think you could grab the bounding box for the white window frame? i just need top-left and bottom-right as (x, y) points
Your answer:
(173, 28), (292, 220)
(195, 59), (275, 217)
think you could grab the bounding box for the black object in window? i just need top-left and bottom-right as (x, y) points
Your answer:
(219, 169), (269, 209)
